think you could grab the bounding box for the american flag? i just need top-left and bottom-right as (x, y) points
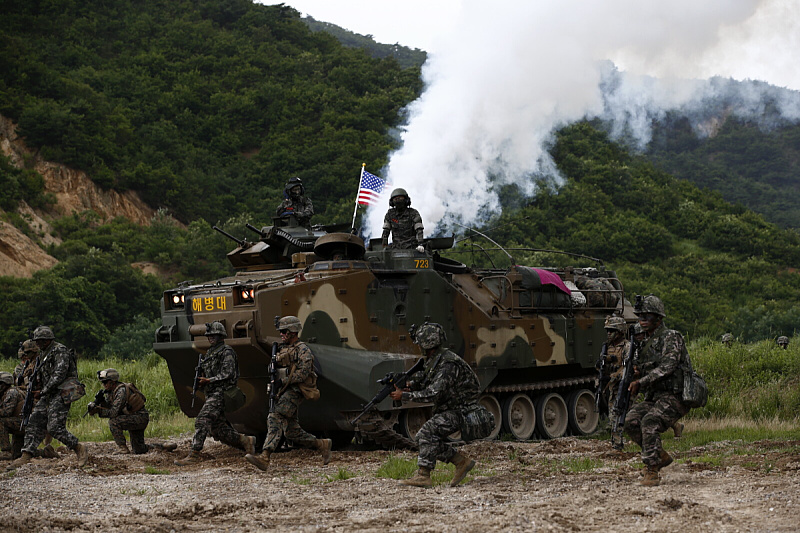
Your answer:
(356, 170), (387, 206)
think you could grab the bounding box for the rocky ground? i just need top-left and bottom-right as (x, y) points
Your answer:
(2, 436), (799, 532)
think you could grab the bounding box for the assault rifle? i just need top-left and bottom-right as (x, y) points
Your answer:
(83, 389), (107, 417)
(19, 355), (43, 431)
(352, 357), (425, 424)
(267, 341), (279, 413)
(190, 351), (203, 409)
(610, 326), (638, 449)
(594, 342), (609, 414)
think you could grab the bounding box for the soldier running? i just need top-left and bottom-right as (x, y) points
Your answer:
(175, 322), (255, 465)
(245, 316), (330, 471)
(6, 326), (88, 471)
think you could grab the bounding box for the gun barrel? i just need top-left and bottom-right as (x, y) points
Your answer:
(245, 223), (265, 238)
(212, 225), (246, 247)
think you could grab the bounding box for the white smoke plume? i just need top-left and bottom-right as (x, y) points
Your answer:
(365, 0), (800, 238)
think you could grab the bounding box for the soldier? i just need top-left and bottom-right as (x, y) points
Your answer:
(6, 326), (88, 471)
(245, 316), (330, 471)
(13, 340), (39, 387)
(275, 176), (314, 227)
(777, 336), (789, 349)
(175, 322), (255, 465)
(87, 368), (176, 454)
(0, 372), (25, 460)
(381, 188), (425, 252)
(721, 333), (733, 347)
(598, 316), (630, 445)
(389, 322), (492, 488)
(624, 295), (690, 486)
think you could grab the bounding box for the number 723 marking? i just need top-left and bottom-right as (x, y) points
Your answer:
(414, 259), (429, 268)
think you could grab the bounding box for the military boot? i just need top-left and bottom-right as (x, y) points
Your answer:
(656, 449), (673, 469)
(5, 451), (33, 471)
(157, 442), (178, 452)
(641, 466), (661, 486)
(42, 445), (58, 459)
(672, 422), (684, 439)
(74, 443), (89, 467)
(316, 438), (332, 465)
(116, 444), (131, 455)
(401, 467), (433, 488)
(174, 450), (202, 466)
(0, 450), (12, 461)
(240, 434), (256, 455)
(449, 452), (476, 487)
(245, 451), (270, 471)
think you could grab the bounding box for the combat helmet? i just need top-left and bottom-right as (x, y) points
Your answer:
(634, 295), (666, 317)
(604, 316), (627, 333)
(32, 326), (55, 340)
(97, 368), (120, 382)
(777, 336), (789, 347)
(0, 371), (13, 386)
(22, 339), (39, 354)
(284, 176), (304, 197)
(389, 188), (411, 208)
(413, 322), (446, 350)
(721, 333), (733, 343)
(277, 316), (302, 333)
(205, 321), (228, 338)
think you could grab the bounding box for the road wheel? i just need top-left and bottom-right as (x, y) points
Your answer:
(398, 407), (431, 440)
(567, 389), (599, 436)
(478, 394), (503, 440)
(501, 393), (536, 440)
(536, 392), (568, 439)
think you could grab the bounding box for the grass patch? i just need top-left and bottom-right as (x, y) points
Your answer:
(324, 467), (356, 482)
(375, 454), (417, 480)
(144, 465), (170, 475)
(289, 475), (312, 485)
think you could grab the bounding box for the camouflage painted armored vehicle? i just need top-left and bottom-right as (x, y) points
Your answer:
(154, 217), (633, 447)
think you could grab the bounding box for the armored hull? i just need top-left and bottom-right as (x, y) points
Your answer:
(154, 222), (632, 445)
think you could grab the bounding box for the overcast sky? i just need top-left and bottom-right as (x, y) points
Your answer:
(264, 0), (800, 91)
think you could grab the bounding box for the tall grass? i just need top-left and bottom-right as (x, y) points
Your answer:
(689, 338), (800, 421)
(0, 351), (193, 442)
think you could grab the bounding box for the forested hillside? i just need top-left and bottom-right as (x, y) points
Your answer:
(0, 0), (422, 224)
(645, 117), (800, 229)
(1, 0), (798, 357)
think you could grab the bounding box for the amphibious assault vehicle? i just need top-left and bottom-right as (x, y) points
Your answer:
(154, 216), (634, 448)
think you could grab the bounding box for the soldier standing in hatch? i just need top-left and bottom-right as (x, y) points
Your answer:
(175, 322), (255, 465)
(0, 372), (25, 460)
(245, 316), (330, 471)
(390, 322), (493, 488)
(275, 176), (314, 227)
(6, 326), (88, 471)
(624, 295), (690, 486)
(382, 188), (425, 252)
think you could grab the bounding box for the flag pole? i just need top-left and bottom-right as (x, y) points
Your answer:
(351, 163), (365, 233)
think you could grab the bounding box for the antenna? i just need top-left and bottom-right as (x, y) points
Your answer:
(453, 223), (515, 266)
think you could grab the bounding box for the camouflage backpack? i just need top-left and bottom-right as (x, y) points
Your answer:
(124, 383), (146, 412)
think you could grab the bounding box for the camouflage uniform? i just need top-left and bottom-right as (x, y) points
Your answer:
(604, 337), (631, 426)
(382, 207), (424, 249)
(402, 347), (483, 470)
(191, 341), (246, 452)
(0, 384), (25, 458)
(624, 323), (690, 468)
(264, 341), (318, 453)
(275, 197), (314, 227)
(13, 360), (37, 388)
(97, 383), (150, 454)
(22, 342), (81, 454)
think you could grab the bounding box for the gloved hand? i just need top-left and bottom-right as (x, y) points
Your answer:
(415, 245), (425, 253)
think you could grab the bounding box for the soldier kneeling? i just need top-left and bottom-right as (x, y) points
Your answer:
(88, 369), (175, 454)
(390, 323), (494, 488)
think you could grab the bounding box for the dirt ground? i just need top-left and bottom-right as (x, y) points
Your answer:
(2, 436), (800, 532)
